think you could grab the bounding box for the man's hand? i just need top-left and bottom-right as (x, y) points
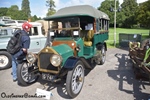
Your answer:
(22, 48), (27, 53)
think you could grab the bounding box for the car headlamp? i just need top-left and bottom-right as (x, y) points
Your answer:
(50, 54), (62, 67)
(26, 53), (37, 63)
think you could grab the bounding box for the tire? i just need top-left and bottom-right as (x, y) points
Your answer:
(66, 61), (84, 98)
(100, 45), (106, 65)
(17, 62), (38, 86)
(0, 51), (12, 70)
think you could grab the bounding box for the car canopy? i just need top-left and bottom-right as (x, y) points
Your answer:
(44, 5), (110, 20)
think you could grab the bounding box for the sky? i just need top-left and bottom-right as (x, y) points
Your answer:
(0, 0), (148, 18)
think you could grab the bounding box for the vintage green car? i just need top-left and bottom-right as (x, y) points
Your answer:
(17, 5), (110, 98)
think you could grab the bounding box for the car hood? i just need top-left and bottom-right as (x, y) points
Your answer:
(52, 44), (74, 65)
(39, 44), (74, 66)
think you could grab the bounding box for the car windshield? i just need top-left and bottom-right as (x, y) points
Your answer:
(50, 17), (80, 37)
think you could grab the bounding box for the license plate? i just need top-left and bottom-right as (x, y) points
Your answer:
(42, 73), (54, 81)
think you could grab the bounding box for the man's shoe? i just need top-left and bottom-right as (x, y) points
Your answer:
(13, 79), (17, 82)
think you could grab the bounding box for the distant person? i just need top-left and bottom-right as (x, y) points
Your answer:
(11, 22), (32, 82)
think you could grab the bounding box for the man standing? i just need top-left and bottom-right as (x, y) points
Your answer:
(12, 22), (32, 82)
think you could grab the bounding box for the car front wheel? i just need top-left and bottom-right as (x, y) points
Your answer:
(17, 62), (38, 86)
(66, 61), (85, 98)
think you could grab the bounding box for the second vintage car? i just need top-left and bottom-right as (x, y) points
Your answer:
(17, 5), (110, 98)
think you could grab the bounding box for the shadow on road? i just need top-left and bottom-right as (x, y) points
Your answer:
(34, 68), (92, 99)
(35, 77), (71, 99)
(107, 53), (150, 100)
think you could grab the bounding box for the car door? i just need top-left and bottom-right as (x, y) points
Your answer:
(28, 27), (46, 53)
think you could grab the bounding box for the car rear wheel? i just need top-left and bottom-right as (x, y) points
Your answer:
(17, 62), (38, 86)
(100, 45), (106, 65)
(95, 45), (106, 65)
(0, 51), (12, 70)
(66, 61), (85, 98)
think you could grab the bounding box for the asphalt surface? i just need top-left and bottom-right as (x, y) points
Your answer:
(0, 48), (150, 100)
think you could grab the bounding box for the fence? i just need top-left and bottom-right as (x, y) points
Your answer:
(119, 33), (142, 47)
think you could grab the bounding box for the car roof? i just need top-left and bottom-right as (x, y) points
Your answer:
(4, 22), (42, 28)
(0, 23), (6, 26)
(44, 5), (110, 20)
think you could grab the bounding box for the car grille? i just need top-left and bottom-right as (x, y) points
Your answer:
(38, 53), (59, 73)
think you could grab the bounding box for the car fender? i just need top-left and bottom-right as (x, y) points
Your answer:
(64, 57), (79, 69)
(96, 42), (107, 51)
(64, 57), (92, 69)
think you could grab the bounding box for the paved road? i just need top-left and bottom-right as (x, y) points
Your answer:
(0, 48), (150, 100)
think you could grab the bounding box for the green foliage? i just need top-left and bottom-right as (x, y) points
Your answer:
(136, 0), (150, 28)
(0, 7), (8, 16)
(17, 10), (28, 20)
(98, 0), (124, 27)
(121, 0), (138, 28)
(30, 15), (41, 21)
(5, 5), (27, 20)
(46, 9), (56, 16)
(21, 0), (31, 18)
(6, 5), (20, 19)
(98, 0), (113, 24)
(46, 0), (56, 16)
(0, 0), (41, 21)
(97, 0), (143, 28)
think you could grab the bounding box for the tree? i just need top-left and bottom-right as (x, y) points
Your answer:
(121, 0), (138, 28)
(0, 7), (8, 16)
(31, 15), (41, 21)
(6, 5), (20, 19)
(46, 0), (56, 16)
(136, 0), (150, 28)
(98, 0), (123, 27)
(6, 5), (27, 20)
(21, 0), (31, 19)
(17, 10), (29, 20)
